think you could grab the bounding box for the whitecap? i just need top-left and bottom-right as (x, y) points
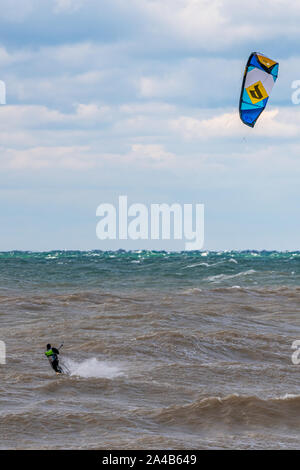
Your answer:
(61, 357), (124, 379)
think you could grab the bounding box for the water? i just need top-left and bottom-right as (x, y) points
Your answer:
(0, 250), (299, 449)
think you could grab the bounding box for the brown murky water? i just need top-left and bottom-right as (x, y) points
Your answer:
(1, 251), (299, 449)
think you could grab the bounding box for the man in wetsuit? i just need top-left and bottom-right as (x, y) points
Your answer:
(45, 343), (63, 374)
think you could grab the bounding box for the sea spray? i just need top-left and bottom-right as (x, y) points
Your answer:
(61, 357), (124, 379)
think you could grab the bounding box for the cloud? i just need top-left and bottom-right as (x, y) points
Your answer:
(0, 0), (35, 22)
(0, 103), (113, 129)
(171, 108), (300, 139)
(1, 98), (300, 176)
(0, 0), (299, 56)
(0, 0), (299, 254)
(0, 143), (176, 171)
(124, 0), (300, 54)
(53, 0), (84, 14)
(1, 145), (92, 170)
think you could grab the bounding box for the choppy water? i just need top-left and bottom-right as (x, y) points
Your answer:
(0, 250), (300, 449)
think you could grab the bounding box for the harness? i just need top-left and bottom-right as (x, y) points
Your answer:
(45, 349), (57, 362)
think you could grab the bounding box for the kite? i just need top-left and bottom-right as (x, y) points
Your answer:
(239, 52), (279, 127)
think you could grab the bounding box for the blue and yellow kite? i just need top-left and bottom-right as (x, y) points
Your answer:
(239, 52), (279, 127)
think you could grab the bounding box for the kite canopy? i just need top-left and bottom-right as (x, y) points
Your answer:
(239, 52), (279, 127)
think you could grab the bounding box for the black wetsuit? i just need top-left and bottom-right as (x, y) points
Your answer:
(51, 348), (61, 373)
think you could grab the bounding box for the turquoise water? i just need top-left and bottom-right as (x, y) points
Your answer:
(0, 250), (299, 292)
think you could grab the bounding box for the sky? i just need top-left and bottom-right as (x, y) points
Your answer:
(0, 0), (299, 251)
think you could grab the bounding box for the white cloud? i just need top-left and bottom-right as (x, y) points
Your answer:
(171, 108), (300, 139)
(0, 103), (112, 130)
(129, 144), (175, 166)
(0, 143), (176, 171)
(119, 102), (175, 114)
(1, 0), (300, 56)
(53, 0), (84, 13)
(0, 47), (33, 68)
(118, 0), (300, 51)
(1, 145), (92, 170)
(139, 75), (186, 99)
(1, 100), (300, 175)
(130, 0), (300, 50)
(0, 0), (35, 22)
(139, 0), (229, 50)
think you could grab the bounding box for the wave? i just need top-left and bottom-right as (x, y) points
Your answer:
(182, 287), (203, 295)
(152, 393), (300, 429)
(60, 357), (124, 379)
(205, 269), (256, 283)
(183, 259), (239, 269)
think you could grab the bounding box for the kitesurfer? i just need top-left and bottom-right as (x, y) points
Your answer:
(45, 343), (63, 374)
